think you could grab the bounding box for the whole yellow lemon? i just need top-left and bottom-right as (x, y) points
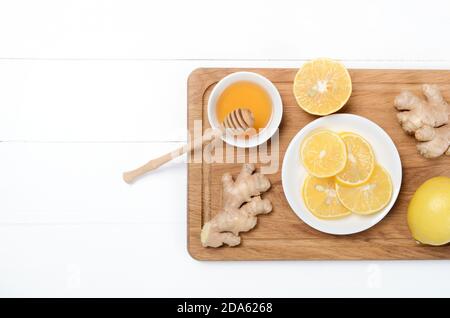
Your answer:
(407, 176), (450, 245)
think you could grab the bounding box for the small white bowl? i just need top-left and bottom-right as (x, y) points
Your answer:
(282, 114), (402, 235)
(207, 71), (283, 148)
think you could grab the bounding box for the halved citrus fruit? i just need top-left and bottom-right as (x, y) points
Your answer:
(300, 130), (347, 178)
(335, 132), (375, 186)
(303, 175), (351, 219)
(293, 58), (352, 115)
(335, 165), (392, 215)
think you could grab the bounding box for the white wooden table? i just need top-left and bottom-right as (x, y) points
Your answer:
(0, 0), (449, 297)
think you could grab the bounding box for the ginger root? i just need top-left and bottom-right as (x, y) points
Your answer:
(201, 163), (272, 248)
(394, 84), (450, 158)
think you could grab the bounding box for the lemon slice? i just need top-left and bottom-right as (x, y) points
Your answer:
(303, 175), (351, 219)
(300, 130), (347, 178)
(293, 58), (352, 115)
(335, 132), (375, 186)
(336, 165), (392, 215)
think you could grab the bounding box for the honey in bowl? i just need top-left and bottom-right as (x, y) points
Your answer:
(216, 81), (273, 133)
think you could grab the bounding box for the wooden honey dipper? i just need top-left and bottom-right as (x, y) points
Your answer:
(123, 108), (254, 183)
(222, 108), (255, 135)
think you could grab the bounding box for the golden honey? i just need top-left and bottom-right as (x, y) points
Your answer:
(216, 81), (272, 131)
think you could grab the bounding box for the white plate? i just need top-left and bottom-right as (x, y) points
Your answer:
(281, 114), (402, 235)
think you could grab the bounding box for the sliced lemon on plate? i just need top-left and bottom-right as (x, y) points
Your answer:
(300, 130), (347, 178)
(293, 58), (352, 115)
(336, 165), (393, 215)
(302, 175), (351, 219)
(335, 132), (375, 186)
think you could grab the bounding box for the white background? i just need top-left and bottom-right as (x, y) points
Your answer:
(0, 0), (449, 297)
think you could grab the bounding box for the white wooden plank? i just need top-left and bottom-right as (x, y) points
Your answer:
(0, 0), (449, 60)
(2, 60), (450, 142)
(0, 60), (189, 142)
(0, 222), (449, 297)
(0, 142), (186, 224)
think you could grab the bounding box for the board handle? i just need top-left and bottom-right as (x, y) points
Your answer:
(123, 129), (222, 184)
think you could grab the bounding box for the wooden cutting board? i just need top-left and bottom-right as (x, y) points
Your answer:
(187, 68), (450, 260)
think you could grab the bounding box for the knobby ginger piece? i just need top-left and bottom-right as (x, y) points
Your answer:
(394, 84), (450, 158)
(201, 164), (272, 248)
